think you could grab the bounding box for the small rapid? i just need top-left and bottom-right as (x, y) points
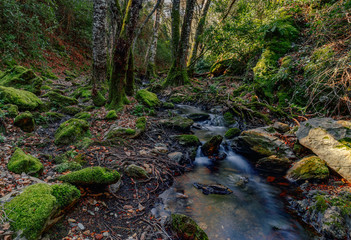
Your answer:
(152, 105), (310, 239)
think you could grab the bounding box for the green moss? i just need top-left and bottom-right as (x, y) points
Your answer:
(125, 164), (148, 179)
(338, 137), (351, 148)
(176, 135), (200, 147)
(223, 112), (236, 125)
(106, 110), (118, 120)
(75, 111), (91, 120)
(61, 106), (81, 115)
(161, 116), (194, 132)
(58, 166), (120, 186)
(169, 95), (184, 104)
(76, 137), (94, 149)
(45, 112), (64, 122)
(8, 148), (43, 176)
(6, 104), (18, 117)
(289, 156), (329, 181)
(0, 65), (43, 95)
(314, 195), (328, 213)
(55, 161), (82, 173)
(136, 117), (146, 132)
(125, 128), (136, 135)
(4, 184), (57, 240)
(0, 86), (43, 110)
(162, 102), (175, 109)
(54, 118), (90, 145)
(201, 135), (223, 156)
(44, 91), (78, 108)
(51, 183), (81, 208)
(14, 111), (35, 132)
(41, 68), (58, 80)
(105, 128), (137, 139)
(136, 89), (160, 108)
(92, 91), (106, 107)
(170, 214), (209, 240)
(225, 128), (241, 139)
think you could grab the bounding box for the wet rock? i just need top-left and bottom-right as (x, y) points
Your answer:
(168, 152), (184, 163)
(125, 164), (148, 179)
(256, 155), (292, 175)
(160, 116), (194, 132)
(14, 111), (35, 132)
(187, 113), (210, 121)
(208, 152), (227, 162)
(273, 122), (290, 133)
(296, 118), (351, 182)
(286, 156), (329, 182)
(201, 135), (223, 156)
(224, 128), (241, 139)
(228, 174), (249, 188)
(167, 213), (209, 240)
(104, 126), (139, 140)
(193, 182), (233, 195)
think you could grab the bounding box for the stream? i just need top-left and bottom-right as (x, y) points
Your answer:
(152, 105), (311, 240)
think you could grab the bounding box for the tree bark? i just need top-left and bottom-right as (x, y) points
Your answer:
(187, 0), (211, 76)
(145, 0), (164, 79)
(125, 49), (135, 96)
(92, 0), (107, 104)
(171, 0), (180, 60)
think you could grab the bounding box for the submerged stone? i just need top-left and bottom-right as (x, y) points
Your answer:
(8, 148), (43, 176)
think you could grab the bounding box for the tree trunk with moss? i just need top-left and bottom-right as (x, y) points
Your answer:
(125, 49), (135, 96)
(164, 0), (196, 86)
(187, 0), (211, 76)
(92, 0), (107, 105)
(109, 0), (143, 108)
(145, 0), (164, 79)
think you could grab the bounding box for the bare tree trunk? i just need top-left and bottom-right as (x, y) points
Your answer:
(164, 0), (196, 86)
(145, 0), (164, 79)
(187, 0), (211, 76)
(92, 0), (107, 106)
(109, 0), (143, 108)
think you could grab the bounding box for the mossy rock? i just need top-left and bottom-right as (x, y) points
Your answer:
(61, 106), (81, 115)
(54, 118), (90, 145)
(106, 110), (118, 120)
(223, 112), (236, 125)
(160, 116), (194, 132)
(6, 104), (18, 117)
(169, 214), (209, 240)
(4, 183), (80, 240)
(58, 166), (120, 186)
(14, 111), (35, 132)
(176, 135), (201, 147)
(105, 127), (137, 139)
(201, 135), (223, 156)
(136, 117), (147, 132)
(0, 65), (43, 95)
(75, 137), (94, 150)
(225, 128), (241, 139)
(287, 156), (329, 182)
(0, 86), (43, 110)
(55, 161), (82, 173)
(92, 91), (106, 107)
(125, 164), (148, 179)
(162, 102), (175, 109)
(74, 111), (91, 120)
(45, 112), (64, 122)
(136, 89), (160, 108)
(8, 148), (43, 176)
(187, 113), (210, 121)
(44, 91), (78, 107)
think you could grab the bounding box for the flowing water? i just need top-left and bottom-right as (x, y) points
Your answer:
(152, 105), (310, 240)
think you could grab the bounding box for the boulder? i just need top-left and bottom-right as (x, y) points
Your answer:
(0, 86), (43, 110)
(224, 128), (241, 139)
(287, 156), (329, 182)
(58, 167), (120, 186)
(44, 91), (78, 107)
(273, 122), (290, 133)
(3, 183), (80, 240)
(187, 113), (210, 121)
(125, 164), (149, 179)
(201, 135), (223, 156)
(256, 155), (292, 174)
(74, 111), (91, 120)
(296, 118), (351, 181)
(104, 127), (138, 139)
(105, 110), (118, 120)
(168, 214), (209, 240)
(168, 152), (184, 163)
(14, 111), (35, 132)
(8, 148), (43, 176)
(61, 106), (81, 115)
(135, 89), (160, 108)
(0, 65), (43, 95)
(175, 135), (200, 147)
(54, 118), (90, 145)
(160, 116), (194, 132)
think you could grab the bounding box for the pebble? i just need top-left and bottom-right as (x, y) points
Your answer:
(88, 210), (95, 216)
(78, 223), (85, 230)
(103, 232), (109, 237)
(95, 207), (99, 212)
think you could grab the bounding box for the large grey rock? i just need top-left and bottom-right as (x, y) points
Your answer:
(297, 118), (351, 181)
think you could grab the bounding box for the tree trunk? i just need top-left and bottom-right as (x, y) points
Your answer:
(187, 0), (211, 76)
(109, 0), (143, 109)
(92, 0), (107, 105)
(164, 0), (196, 86)
(145, 0), (164, 79)
(125, 49), (135, 96)
(171, 0), (180, 60)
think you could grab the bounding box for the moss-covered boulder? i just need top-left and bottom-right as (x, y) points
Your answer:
(136, 89), (160, 108)
(187, 113), (210, 121)
(8, 148), (43, 176)
(176, 135), (201, 147)
(92, 91), (106, 107)
(224, 128), (240, 139)
(160, 116), (194, 132)
(168, 214), (209, 240)
(45, 112), (64, 122)
(74, 111), (91, 120)
(14, 111), (35, 132)
(58, 166), (120, 186)
(125, 164), (149, 179)
(256, 155), (292, 175)
(0, 86), (43, 110)
(4, 183), (80, 240)
(287, 156), (329, 182)
(55, 161), (82, 173)
(54, 118), (90, 145)
(105, 127), (137, 139)
(162, 102), (175, 109)
(61, 106), (81, 115)
(6, 104), (18, 117)
(44, 91), (78, 107)
(106, 110), (118, 120)
(201, 135), (223, 156)
(0, 65), (43, 95)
